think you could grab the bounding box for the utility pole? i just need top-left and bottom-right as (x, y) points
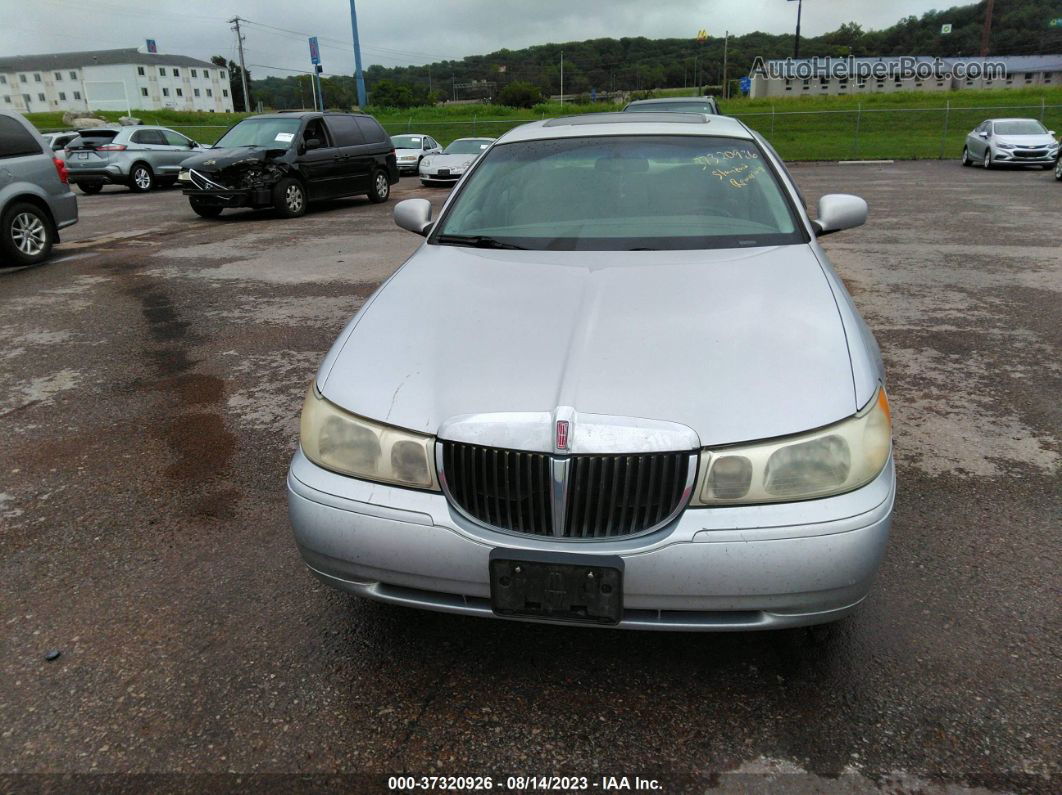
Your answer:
(452, 73), (456, 101)
(722, 30), (729, 99)
(560, 50), (564, 106)
(428, 63), (432, 94)
(788, 0), (803, 59)
(228, 16), (252, 112)
(348, 0), (367, 107)
(979, 0), (995, 56)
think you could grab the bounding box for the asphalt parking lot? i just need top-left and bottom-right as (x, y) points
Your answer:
(1, 162), (1059, 792)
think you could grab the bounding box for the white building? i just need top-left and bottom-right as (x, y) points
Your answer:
(0, 47), (235, 114)
(749, 55), (1062, 99)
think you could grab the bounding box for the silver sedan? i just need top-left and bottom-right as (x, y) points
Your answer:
(962, 118), (1058, 169)
(289, 112), (893, 631)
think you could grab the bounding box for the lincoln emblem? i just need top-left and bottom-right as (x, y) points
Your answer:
(555, 420), (570, 450)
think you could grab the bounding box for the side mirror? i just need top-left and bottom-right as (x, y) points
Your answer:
(978, 130), (989, 139)
(813, 194), (867, 237)
(394, 198), (433, 236)
(1049, 130), (1056, 136)
(304, 137), (322, 150)
(188, 140), (198, 148)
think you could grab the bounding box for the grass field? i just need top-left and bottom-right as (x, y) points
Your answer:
(24, 86), (1062, 161)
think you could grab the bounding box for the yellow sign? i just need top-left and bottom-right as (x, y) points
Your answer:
(696, 29), (708, 42)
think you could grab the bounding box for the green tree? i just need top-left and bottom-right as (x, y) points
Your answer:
(211, 56), (251, 111)
(498, 81), (544, 108)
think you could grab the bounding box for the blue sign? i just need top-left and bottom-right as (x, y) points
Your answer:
(591, 87), (597, 101)
(308, 36), (321, 65)
(739, 76), (751, 95)
(146, 39), (157, 54)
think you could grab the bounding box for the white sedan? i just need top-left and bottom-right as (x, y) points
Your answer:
(419, 137), (494, 185)
(391, 134), (442, 174)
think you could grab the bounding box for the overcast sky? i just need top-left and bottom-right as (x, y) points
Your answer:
(3, 0), (958, 78)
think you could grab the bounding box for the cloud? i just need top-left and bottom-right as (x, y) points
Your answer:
(1, 0), (955, 79)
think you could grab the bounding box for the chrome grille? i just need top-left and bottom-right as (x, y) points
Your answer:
(441, 443), (553, 536)
(440, 442), (695, 540)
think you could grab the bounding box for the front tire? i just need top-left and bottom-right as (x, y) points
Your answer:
(273, 177), (307, 218)
(78, 182), (104, 195)
(368, 169), (391, 203)
(983, 150), (992, 169)
(961, 146), (971, 167)
(129, 163), (154, 192)
(1, 202), (54, 267)
(189, 199), (223, 218)
(1055, 159), (1062, 181)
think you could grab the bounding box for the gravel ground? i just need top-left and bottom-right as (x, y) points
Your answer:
(0, 163), (1058, 793)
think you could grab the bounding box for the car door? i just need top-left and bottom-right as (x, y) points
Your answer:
(296, 117), (342, 199)
(971, 121), (989, 158)
(160, 129), (199, 174)
(322, 114), (369, 195)
(129, 128), (172, 173)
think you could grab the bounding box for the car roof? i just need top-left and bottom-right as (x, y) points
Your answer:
(497, 112), (751, 144)
(626, 96), (717, 105)
(988, 117), (1043, 123)
(450, 137), (495, 142)
(255, 111), (371, 119)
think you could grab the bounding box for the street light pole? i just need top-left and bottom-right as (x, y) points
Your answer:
(788, 0), (803, 59)
(348, 0), (367, 108)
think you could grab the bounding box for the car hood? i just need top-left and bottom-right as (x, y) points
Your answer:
(424, 153), (476, 169)
(179, 145), (286, 173)
(318, 244), (859, 447)
(995, 134), (1056, 147)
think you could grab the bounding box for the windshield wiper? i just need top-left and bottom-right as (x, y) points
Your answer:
(436, 234), (526, 250)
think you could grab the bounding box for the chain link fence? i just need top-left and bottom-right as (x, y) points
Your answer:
(46, 100), (1062, 162)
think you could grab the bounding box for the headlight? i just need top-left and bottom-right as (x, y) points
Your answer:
(691, 387), (891, 506)
(996, 143), (1015, 150)
(420, 158), (432, 169)
(178, 169), (191, 181)
(299, 386), (439, 490)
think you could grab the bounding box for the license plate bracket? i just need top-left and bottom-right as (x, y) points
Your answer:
(489, 549), (623, 625)
(437, 168), (450, 176)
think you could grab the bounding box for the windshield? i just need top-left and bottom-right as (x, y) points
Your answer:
(627, 101), (714, 114)
(993, 120), (1048, 136)
(392, 134), (424, 149)
(214, 118), (301, 148)
(444, 139), (491, 155)
(433, 135), (802, 251)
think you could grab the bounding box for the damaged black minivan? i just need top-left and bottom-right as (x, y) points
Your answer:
(179, 111), (399, 219)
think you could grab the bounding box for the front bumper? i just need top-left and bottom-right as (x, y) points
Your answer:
(182, 187), (270, 208)
(991, 147), (1058, 163)
(288, 449), (895, 631)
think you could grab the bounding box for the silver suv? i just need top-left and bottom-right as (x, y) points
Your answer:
(0, 110), (78, 267)
(65, 125), (203, 194)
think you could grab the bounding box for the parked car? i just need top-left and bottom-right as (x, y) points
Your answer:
(624, 96), (720, 115)
(962, 118), (1058, 169)
(64, 125), (202, 194)
(42, 131), (79, 160)
(289, 112), (894, 631)
(418, 137), (494, 185)
(391, 133), (442, 174)
(0, 110), (78, 267)
(178, 111), (398, 219)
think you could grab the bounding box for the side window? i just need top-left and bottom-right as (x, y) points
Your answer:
(354, 116), (387, 144)
(323, 115), (365, 146)
(161, 130), (190, 147)
(133, 129), (167, 145)
(0, 116), (42, 158)
(302, 119), (331, 147)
